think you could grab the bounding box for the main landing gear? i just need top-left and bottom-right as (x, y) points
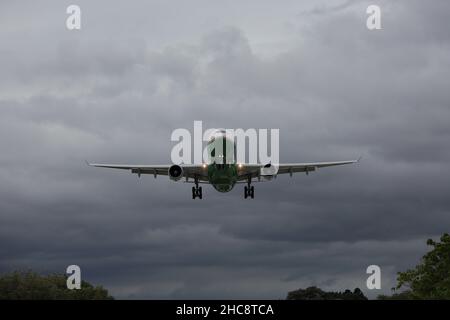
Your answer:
(244, 176), (255, 199)
(192, 177), (202, 199)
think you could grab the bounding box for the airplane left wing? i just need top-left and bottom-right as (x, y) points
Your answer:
(236, 159), (359, 181)
(276, 160), (359, 175)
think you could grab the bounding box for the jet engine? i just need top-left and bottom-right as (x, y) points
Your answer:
(168, 164), (184, 181)
(260, 163), (278, 179)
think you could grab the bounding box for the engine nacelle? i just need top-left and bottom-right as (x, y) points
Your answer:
(168, 164), (184, 181)
(260, 163), (278, 177)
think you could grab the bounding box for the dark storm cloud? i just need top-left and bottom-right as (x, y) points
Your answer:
(1, 0), (449, 299)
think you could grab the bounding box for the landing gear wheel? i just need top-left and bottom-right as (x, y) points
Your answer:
(244, 175), (254, 199)
(191, 177), (203, 199)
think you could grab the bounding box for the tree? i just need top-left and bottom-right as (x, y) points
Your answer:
(287, 286), (367, 300)
(0, 271), (113, 300)
(393, 233), (450, 299)
(377, 290), (414, 300)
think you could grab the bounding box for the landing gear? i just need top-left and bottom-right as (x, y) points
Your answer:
(192, 178), (202, 199)
(192, 186), (202, 199)
(244, 186), (254, 199)
(244, 176), (255, 199)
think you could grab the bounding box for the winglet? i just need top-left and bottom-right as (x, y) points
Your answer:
(85, 160), (92, 166)
(357, 155), (363, 163)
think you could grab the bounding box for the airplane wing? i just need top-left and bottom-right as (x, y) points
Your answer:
(236, 159), (359, 181)
(86, 162), (209, 181)
(88, 158), (359, 182)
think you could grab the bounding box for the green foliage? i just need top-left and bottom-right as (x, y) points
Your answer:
(377, 290), (415, 300)
(394, 233), (450, 299)
(378, 233), (450, 300)
(287, 286), (367, 300)
(0, 270), (113, 300)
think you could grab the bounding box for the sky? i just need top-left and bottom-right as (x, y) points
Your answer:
(0, 0), (449, 299)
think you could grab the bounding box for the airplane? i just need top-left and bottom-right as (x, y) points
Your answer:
(88, 129), (359, 199)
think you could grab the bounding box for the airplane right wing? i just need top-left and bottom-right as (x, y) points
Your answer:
(87, 162), (209, 181)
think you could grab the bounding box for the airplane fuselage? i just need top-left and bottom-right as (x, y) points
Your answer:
(206, 130), (238, 193)
(207, 163), (238, 192)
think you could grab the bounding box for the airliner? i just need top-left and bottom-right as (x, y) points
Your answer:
(88, 129), (359, 199)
